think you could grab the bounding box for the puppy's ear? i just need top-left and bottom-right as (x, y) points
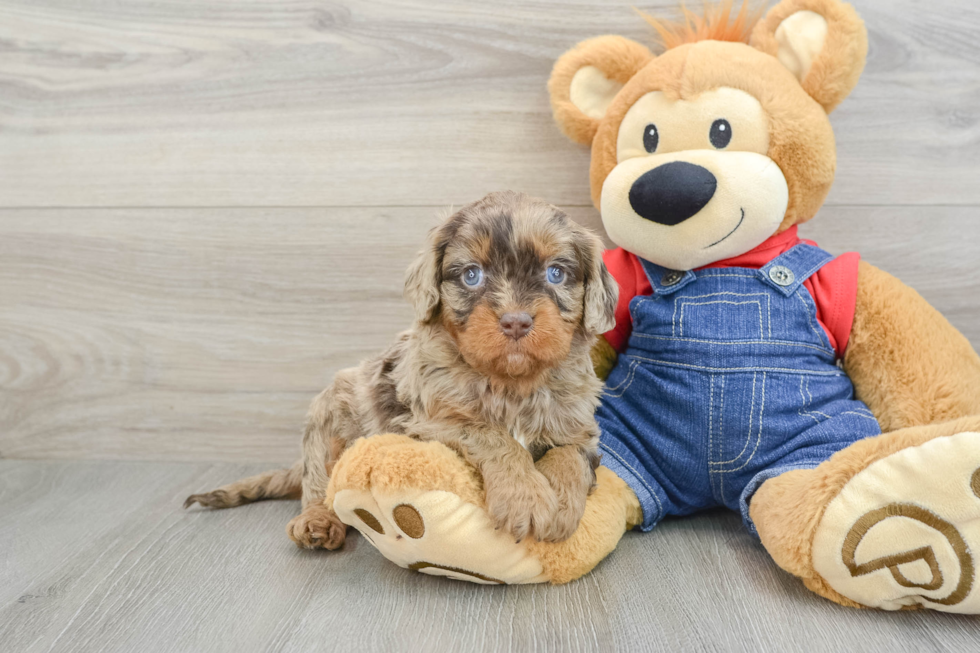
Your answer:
(549, 36), (654, 145)
(404, 218), (456, 324)
(750, 0), (867, 113)
(575, 225), (618, 335)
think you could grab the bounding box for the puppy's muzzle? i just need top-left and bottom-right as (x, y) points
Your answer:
(499, 312), (533, 340)
(628, 161), (717, 226)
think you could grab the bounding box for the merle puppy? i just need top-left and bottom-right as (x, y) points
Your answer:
(185, 191), (618, 549)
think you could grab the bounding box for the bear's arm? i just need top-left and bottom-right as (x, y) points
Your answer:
(843, 260), (980, 432)
(601, 247), (646, 351)
(591, 247), (646, 380)
(591, 334), (618, 381)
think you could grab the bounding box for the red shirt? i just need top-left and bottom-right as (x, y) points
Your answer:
(602, 226), (860, 357)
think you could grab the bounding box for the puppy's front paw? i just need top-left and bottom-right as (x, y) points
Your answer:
(535, 492), (587, 543)
(287, 504), (347, 550)
(485, 471), (558, 543)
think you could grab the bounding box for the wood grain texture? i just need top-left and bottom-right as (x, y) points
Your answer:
(2, 205), (977, 462)
(2, 0), (980, 207)
(2, 2), (979, 649)
(1, 459), (978, 653)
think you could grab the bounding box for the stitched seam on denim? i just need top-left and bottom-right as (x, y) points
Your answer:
(798, 376), (825, 425)
(723, 371), (767, 475)
(848, 407), (875, 417)
(629, 295), (661, 331)
(795, 289), (833, 350)
(708, 374), (727, 499)
(695, 273), (760, 280)
(708, 374), (717, 497)
(841, 410), (879, 421)
(720, 456), (725, 503)
(712, 372), (757, 466)
(719, 374), (726, 459)
(600, 442), (664, 520)
(603, 359), (636, 393)
(626, 355), (845, 376)
(671, 296), (678, 337)
(804, 376), (832, 420)
(767, 293), (772, 337)
(655, 285), (692, 296)
(673, 291), (769, 299)
(602, 360), (639, 398)
(766, 463), (815, 472)
(629, 333), (834, 355)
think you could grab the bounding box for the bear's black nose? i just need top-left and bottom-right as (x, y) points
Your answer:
(628, 161), (717, 226)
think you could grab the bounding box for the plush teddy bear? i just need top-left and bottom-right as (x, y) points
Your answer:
(325, 0), (980, 612)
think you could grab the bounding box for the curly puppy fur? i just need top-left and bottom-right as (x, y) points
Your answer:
(185, 191), (618, 549)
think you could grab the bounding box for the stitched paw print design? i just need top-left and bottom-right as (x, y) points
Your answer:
(333, 486), (547, 584)
(812, 432), (980, 613)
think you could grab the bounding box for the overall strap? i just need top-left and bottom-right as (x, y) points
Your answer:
(637, 258), (697, 296)
(759, 243), (835, 296)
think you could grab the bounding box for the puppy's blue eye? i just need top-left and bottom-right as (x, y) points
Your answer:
(462, 266), (484, 287)
(546, 266), (565, 284)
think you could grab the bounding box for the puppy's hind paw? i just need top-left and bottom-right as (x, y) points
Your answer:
(287, 504), (348, 550)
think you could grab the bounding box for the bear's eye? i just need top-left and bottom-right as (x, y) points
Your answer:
(710, 119), (732, 149)
(642, 124), (659, 153)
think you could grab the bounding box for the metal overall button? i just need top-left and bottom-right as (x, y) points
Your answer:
(661, 270), (684, 287)
(769, 265), (795, 287)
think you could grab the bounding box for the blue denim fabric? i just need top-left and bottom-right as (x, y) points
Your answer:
(596, 244), (882, 535)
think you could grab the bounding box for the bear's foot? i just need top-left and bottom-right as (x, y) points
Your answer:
(325, 433), (641, 585)
(327, 434), (549, 584)
(811, 430), (980, 612)
(333, 485), (548, 584)
(753, 418), (980, 612)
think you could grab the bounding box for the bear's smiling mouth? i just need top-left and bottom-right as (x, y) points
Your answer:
(705, 208), (745, 249)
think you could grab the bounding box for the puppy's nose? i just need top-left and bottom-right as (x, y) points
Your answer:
(629, 161), (717, 226)
(499, 312), (533, 340)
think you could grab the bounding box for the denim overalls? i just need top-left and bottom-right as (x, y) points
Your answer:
(596, 243), (882, 534)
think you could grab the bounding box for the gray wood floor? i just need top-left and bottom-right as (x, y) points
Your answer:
(3, 460), (979, 653)
(2, 0), (980, 651)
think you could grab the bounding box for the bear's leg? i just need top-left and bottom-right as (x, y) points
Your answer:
(751, 415), (980, 612)
(328, 434), (641, 584)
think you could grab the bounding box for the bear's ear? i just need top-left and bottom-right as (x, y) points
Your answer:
(750, 0), (867, 113)
(548, 36), (654, 145)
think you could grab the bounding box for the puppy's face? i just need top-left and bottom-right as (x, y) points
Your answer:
(405, 192), (617, 386)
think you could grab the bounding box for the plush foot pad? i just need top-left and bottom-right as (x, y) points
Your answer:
(327, 434), (550, 584)
(333, 487), (548, 584)
(812, 431), (980, 612)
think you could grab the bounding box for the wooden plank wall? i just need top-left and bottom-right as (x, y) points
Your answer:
(2, 0), (979, 462)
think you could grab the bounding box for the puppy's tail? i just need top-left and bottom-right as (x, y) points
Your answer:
(183, 460), (303, 509)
